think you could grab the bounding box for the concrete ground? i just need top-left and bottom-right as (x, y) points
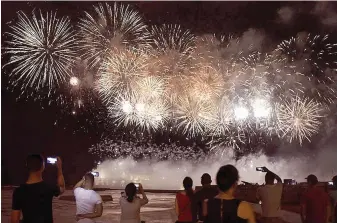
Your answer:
(1, 189), (301, 223)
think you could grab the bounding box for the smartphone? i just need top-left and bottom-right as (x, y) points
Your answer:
(134, 183), (140, 190)
(91, 172), (99, 177)
(256, 167), (263, 172)
(328, 181), (333, 186)
(47, 157), (57, 164)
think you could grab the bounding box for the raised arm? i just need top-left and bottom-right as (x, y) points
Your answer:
(73, 177), (85, 190)
(138, 184), (149, 206)
(56, 157), (65, 195)
(263, 167), (282, 184)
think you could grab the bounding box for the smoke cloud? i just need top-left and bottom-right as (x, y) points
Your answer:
(94, 145), (337, 189)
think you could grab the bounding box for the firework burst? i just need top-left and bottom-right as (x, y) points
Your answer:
(189, 64), (224, 102)
(3, 10), (77, 93)
(209, 129), (246, 156)
(275, 33), (337, 104)
(175, 95), (214, 137)
(78, 2), (150, 69)
(276, 96), (324, 144)
(108, 92), (170, 132)
(149, 24), (196, 76)
(96, 49), (149, 104)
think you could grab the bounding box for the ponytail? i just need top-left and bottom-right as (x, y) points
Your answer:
(127, 195), (134, 203)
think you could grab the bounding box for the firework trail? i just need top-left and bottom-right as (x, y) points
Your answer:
(276, 96), (324, 145)
(78, 2), (150, 69)
(3, 10), (77, 93)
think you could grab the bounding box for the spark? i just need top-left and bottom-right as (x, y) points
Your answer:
(70, 76), (79, 86)
(3, 10), (77, 93)
(78, 2), (150, 68)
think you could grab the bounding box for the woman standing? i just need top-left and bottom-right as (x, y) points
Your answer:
(203, 165), (256, 223)
(120, 183), (148, 223)
(175, 177), (194, 223)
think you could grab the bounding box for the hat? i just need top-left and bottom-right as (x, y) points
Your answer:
(201, 173), (212, 185)
(305, 174), (318, 185)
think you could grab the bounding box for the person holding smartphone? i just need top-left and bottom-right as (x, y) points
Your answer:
(73, 173), (103, 222)
(11, 154), (65, 223)
(256, 167), (283, 223)
(120, 183), (148, 223)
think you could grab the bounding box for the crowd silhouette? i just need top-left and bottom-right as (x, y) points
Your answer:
(10, 154), (337, 223)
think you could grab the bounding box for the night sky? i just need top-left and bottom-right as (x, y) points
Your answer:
(1, 1), (336, 185)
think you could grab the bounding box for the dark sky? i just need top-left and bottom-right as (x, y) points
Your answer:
(1, 1), (334, 185)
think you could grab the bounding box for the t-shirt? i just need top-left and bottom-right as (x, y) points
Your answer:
(301, 187), (330, 223)
(74, 187), (102, 216)
(119, 196), (148, 223)
(256, 183), (283, 217)
(12, 181), (60, 223)
(176, 193), (193, 222)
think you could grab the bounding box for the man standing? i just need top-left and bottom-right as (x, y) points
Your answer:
(256, 167), (283, 223)
(300, 174), (331, 223)
(11, 154), (65, 223)
(74, 173), (103, 223)
(192, 173), (218, 223)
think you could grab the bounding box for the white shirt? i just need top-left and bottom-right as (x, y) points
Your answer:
(256, 183), (283, 217)
(119, 196), (148, 223)
(74, 187), (102, 222)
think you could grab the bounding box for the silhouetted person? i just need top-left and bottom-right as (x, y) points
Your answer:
(120, 183), (148, 223)
(176, 177), (194, 223)
(329, 175), (337, 223)
(73, 173), (103, 222)
(11, 155), (65, 223)
(192, 173), (218, 222)
(300, 174), (331, 223)
(203, 165), (256, 223)
(256, 167), (283, 223)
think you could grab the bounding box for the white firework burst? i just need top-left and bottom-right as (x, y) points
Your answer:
(3, 10), (77, 92)
(108, 93), (170, 132)
(276, 96), (324, 144)
(96, 49), (149, 104)
(175, 95), (214, 137)
(78, 2), (150, 68)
